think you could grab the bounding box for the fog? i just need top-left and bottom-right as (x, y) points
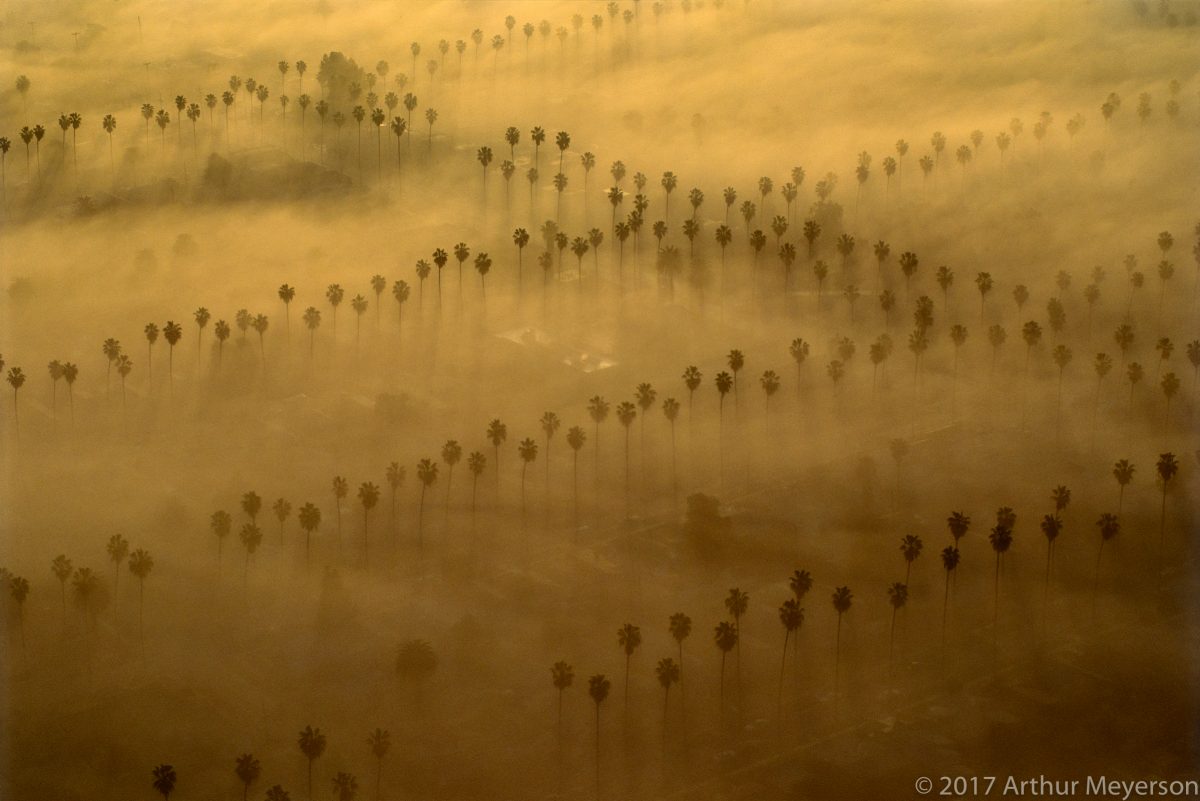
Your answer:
(1, 1), (1198, 799)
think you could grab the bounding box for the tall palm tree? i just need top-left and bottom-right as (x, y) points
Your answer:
(988, 520), (1014, 639)
(1155, 452), (1178, 550)
(298, 502), (321, 566)
(566, 426), (586, 529)
(724, 588), (749, 704)
(235, 754), (261, 801)
(358, 482), (380, 565)
(52, 554), (72, 625)
(616, 401), (636, 513)
(9, 574), (29, 647)
(302, 307), (321, 358)
(141, 321), (158, 383)
(551, 661), (574, 755)
(271, 498), (292, 545)
(152, 765), (177, 800)
(586, 397), (610, 480)
(618, 623), (642, 707)
(899, 534), (922, 584)
(366, 729), (390, 801)
(831, 586), (853, 693)
(298, 726), (327, 801)
(518, 438), (538, 524)
(777, 598), (803, 714)
(939, 546), (960, 654)
(331, 477), (348, 552)
(210, 510), (232, 572)
(714, 621), (738, 723)
(1113, 459), (1135, 516)
(715, 372), (733, 482)
(655, 657), (680, 754)
(466, 451), (486, 534)
(487, 419), (508, 489)
(385, 463), (405, 538)
(440, 440), (463, 523)
(193, 307), (211, 368)
(416, 459), (438, 552)
(128, 548), (154, 645)
(106, 533), (129, 600)
(587, 675), (610, 796)
(331, 773), (358, 801)
(668, 612), (692, 698)
(1094, 513), (1119, 607)
(238, 524), (262, 586)
(162, 321), (182, 393)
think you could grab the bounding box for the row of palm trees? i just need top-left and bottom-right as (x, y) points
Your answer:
(118, 456), (1185, 801)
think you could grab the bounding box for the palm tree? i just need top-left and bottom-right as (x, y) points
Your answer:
(1113, 459), (1135, 516)
(714, 621), (738, 723)
(298, 503), (321, 566)
(832, 586), (853, 693)
(115, 355), (133, 410)
(586, 396), (609, 476)
(465, 451), (486, 534)
(724, 587), (749, 704)
(618, 623), (642, 707)
(587, 674), (610, 796)
(331, 773), (358, 801)
(106, 533), (129, 600)
(667, 613), (692, 702)
(9, 574), (29, 647)
(487, 419), (508, 489)
(298, 726), (327, 801)
(350, 295), (367, 349)
(1040, 513), (1062, 608)
(51, 554), (73, 626)
(566, 426), (586, 529)
(330, 476), (348, 552)
(655, 657), (680, 753)
(238, 524), (262, 585)
(898, 534), (923, 584)
(727, 350), (745, 408)
(616, 402), (636, 512)
(518, 438), (538, 524)
(366, 729), (390, 801)
(358, 482), (380, 565)
(1155, 452), (1179, 550)
(988, 521), (1014, 639)
(142, 326), (158, 388)
(939, 546), (960, 654)
(551, 661), (574, 754)
(273, 499), (295, 545)
(128, 548), (154, 645)
(416, 459), (438, 551)
(235, 754), (261, 801)
(1094, 513), (1119, 607)
(302, 307), (321, 358)
(777, 598), (803, 714)
(162, 321), (182, 393)
(152, 765), (177, 800)
(211, 510), (232, 571)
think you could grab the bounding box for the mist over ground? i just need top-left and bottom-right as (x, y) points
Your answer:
(1, 1), (1198, 800)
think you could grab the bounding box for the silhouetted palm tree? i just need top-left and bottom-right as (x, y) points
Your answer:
(236, 754), (261, 801)
(518, 437), (539, 524)
(618, 623), (642, 708)
(832, 586), (852, 692)
(551, 660), (574, 755)
(588, 674), (610, 795)
(152, 765), (177, 800)
(616, 401), (636, 512)
(366, 729), (389, 801)
(298, 726), (327, 801)
(1156, 452), (1178, 550)
(777, 598), (803, 714)
(714, 620), (738, 723)
(51, 554), (72, 625)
